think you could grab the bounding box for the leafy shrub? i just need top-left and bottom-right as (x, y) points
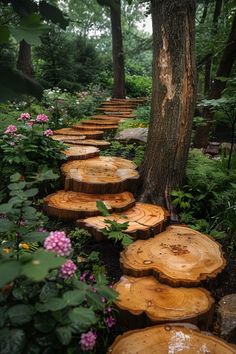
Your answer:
(101, 141), (145, 167)
(125, 75), (151, 97)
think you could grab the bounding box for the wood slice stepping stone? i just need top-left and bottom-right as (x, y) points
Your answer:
(61, 156), (139, 194)
(72, 124), (118, 130)
(113, 275), (214, 329)
(89, 115), (124, 121)
(81, 119), (121, 126)
(51, 135), (86, 141)
(44, 190), (135, 220)
(77, 203), (168, 241)
(107, 324), (236, 354)
(65, 139), (110, 148)
(120, 225), (226, 287)
(104, 113), (136, 118)
(53, 128), (104, 139)
(63, 146), (100, 160)
(97, 107), (132, 113)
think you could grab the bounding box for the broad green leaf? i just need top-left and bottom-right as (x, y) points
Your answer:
(24, 188), (38, 197)
(8, 182), (26, 191)
(39, 282), (59, 302)
(69, 307), (97, 329)
(7, 304), (35, 325)
(56, 326), (72, 345)
(34, 313), (56, 333)
(0, 329), (25, 354)
(0, 203), (12, 213)
(62, 290), (86, 306)
(36, 298), (67, 312)
(94, 284), (117, 301)
(0, 219), (15, 232)
(21, 249), (65, 281)
(24, 231), (48, 242)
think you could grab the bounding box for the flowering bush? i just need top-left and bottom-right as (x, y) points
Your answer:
(0, 113), (65, 199)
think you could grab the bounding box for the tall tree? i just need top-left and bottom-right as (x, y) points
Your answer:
(139, 0), (197, 216)
(194, 11), (236, 147)
(17, 40), (33, 77)
(110, 0), (126, 98)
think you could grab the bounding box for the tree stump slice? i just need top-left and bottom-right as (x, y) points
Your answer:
(77, 203), (169, 241)
(89, 115), (124, 122)
(65, 139), (110, 148)
(61, 156), (139, 194)
(73, 124), (118, 130)
(81, 119), (121, 126)
(113, 275), (214, 329)
(107, 324), (236, 354)
(51, 135), (86, 141)
(44, 190), (135, 220)
(53, 128), (104, 139)
(97, 107), (132, 113)
(63, 146), (100, 160)
(104, 113), (136, 118)
(120, 225), (226, 287)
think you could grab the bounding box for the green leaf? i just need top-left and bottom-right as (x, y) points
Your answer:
(86, 291), (104, 310)
(0, 203), (12, 214)
(0, 67), (43, 103)
(69, 307), (97, 329)
(62, 290), (86, 306)
(39, 282), (59, 302)
(0, 25), (10, 44)
(34, 313), (56, 333)
(94, 285), (117, 301)
(0, 219), (15, 232)
(36, 298), (67, 312)
(7, 304), (35, 325)
(39, 1), (69, 30)
(10, 173), (22, 182)
(96, 200), (110, 216)
(56, 326), (72, 346)
(24, 188), (38, 197)
(21, 249), (65, 281)
(8, 182), (26, 191)
(0, 329), (25, 354)
(24, 231), (48, 242)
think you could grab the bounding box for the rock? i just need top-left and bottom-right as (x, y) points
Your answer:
(204, 141), (220, 156)
(115, 128), (148, 144)
(218, 294), (236, 343)
(220, 142), (236, 153)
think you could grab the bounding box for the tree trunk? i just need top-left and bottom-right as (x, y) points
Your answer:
(110, 0), (126, 98)
(194, 12), (236, 148)
(139, 0), (196, 212)
(212, 0), (223, 32)
(17, 40), (33, 77)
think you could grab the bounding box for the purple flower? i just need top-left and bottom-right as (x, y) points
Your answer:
(59, 259), (77, 279)
(36, 114), (49, 123)
(43, 129), (53, 137)
(80, 331), (97, 352)
(19, 112), (30, 121)
(105, 315), (116, 328)
(37, 227), (47, 233)
(4, 125), (17, 135)
(44, 231), (72, 256)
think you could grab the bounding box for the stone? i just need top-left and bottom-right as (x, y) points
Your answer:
(115, 128), (148, 144)
(204, 141), (220, 156)
(218, 294), (236, 343)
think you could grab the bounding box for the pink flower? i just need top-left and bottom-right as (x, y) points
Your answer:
(80, 331), (97, 352)
(36, 114), (49, 123)
(37, 227), (47, 232)
(43, 129), (53, 137)
(4, 125), (17, 135)
(19, 112), (30, 121)
(26, 120), (35, 127)
(44, 231), (72, 256)
(105, 315), (116, 328)
(59, 259), (77, 279)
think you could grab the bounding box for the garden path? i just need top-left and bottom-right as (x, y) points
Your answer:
(45, 99), (235, 353)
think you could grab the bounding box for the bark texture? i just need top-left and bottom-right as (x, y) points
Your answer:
(139, 0), (197, 209)
(110, 0), (126, 98)
(17, 40), (33, 77)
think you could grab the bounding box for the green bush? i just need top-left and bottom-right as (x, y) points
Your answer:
(125, 75), (151, 97)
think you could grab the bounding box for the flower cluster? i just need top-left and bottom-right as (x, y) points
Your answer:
(43, 129), (53, 137)
(36, 114), (49, 123)
(105, 315), (116, 328)
(4, 125), (17, 135)
(19, 112), (30, 121)
(44, 231), (72, 256)
(59, 259), (77, 279)
(80, 331), (97, 352)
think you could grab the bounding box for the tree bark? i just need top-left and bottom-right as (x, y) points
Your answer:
(110, 0), (126, 98)
(194, 12), (236, 147)
(139, 0), (197, 213)
(16, 40), (33, 77)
